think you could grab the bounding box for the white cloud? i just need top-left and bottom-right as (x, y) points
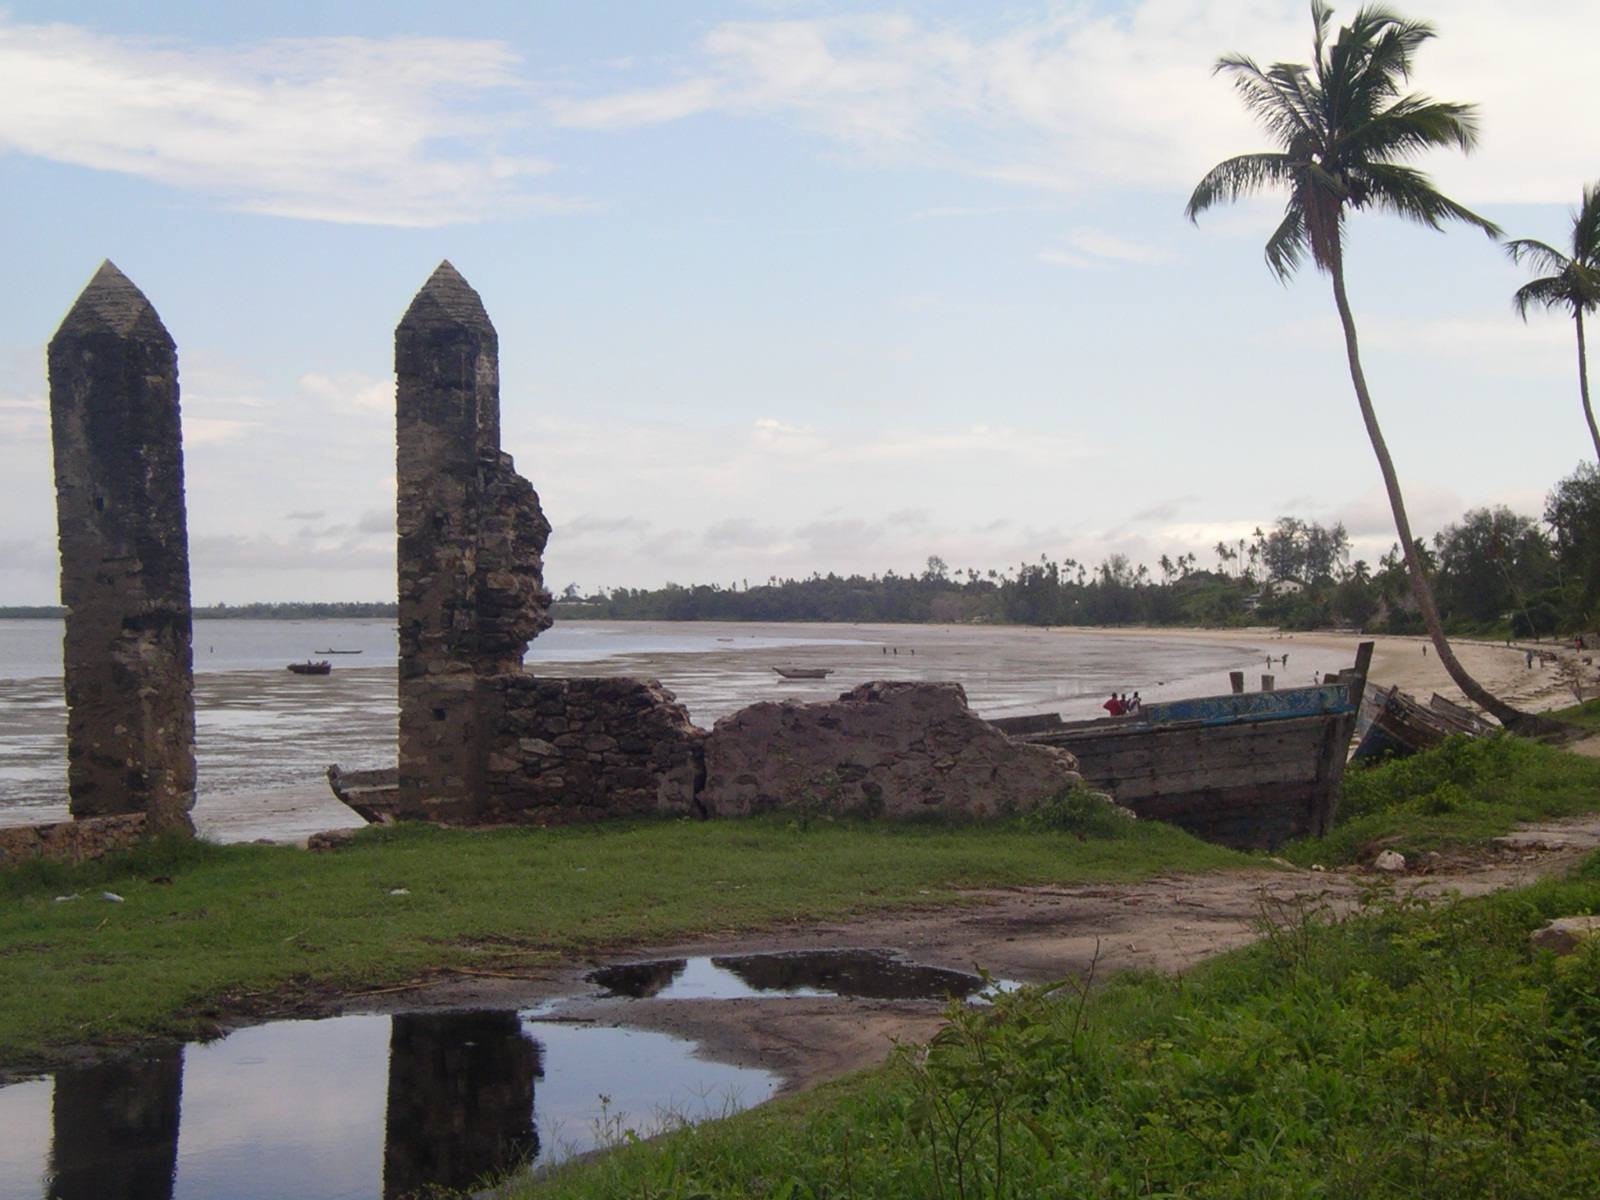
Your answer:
(297, 371), (393, 413)
(0, 18), (571, 226)
(548, 3), (1599, 207)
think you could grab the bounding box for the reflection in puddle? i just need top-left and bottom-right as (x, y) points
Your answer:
(0, 1010), (777, 1200)
(590, 948), (996, 1002)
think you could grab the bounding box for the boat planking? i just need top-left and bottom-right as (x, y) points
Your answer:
(1351, 683), (1487, 763)
(992, 642), (1373, 850)
(326, 764), (399, 823)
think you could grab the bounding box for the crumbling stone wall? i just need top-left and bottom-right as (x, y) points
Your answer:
(47, 261), (195, 834)
(395, 263), (552, 822)
(701, 681), (1084, 819)
(0, 814), (149, 868)
(485, 677), (705, 822)
(388, 265), (1070, 828)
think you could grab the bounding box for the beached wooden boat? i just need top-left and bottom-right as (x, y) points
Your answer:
(326, 764), (399, 823)
(287, 660), (332, 675)
(772, 666), (832, 680)
(991, 643), (1373, 850)
(1351, 684), (1483, 763)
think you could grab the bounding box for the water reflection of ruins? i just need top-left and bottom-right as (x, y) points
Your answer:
(37, 1011), (542, 1200)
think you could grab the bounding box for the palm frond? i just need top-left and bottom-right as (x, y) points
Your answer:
(1216, 54), (1320, 147)
(1341, 95), (1479, 160)
(1574, 180), (1600, 264)
(1512, 276), (1574, 320)
(1504, 238), (1571, 277)
(1185, 154), (1295, 222)
(1264, 202), (1310, 281)
(1360, 161), (1503, 238)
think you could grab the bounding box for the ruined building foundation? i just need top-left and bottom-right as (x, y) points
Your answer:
(390, 263), (1078, 825)
(47, 261), (196, 835)
(395, 263), (704, 824)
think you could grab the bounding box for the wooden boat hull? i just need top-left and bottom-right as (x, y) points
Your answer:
(287, 661), (332, 675)
(1351, 685), (1472, 763)
(999, 643), (1371, 850)
(772, 667), (831, 680)
(326, 765), (399, 824)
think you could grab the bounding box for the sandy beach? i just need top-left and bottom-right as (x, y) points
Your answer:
(1073, 625), (1581, 718)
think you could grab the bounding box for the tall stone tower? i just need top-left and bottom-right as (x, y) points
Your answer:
(395, 262), (551, 820)
(48, 262), (196, 834)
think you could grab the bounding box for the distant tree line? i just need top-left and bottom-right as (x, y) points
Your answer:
(555, 463), (1600, 638)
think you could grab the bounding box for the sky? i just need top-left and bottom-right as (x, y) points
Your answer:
(1, 0), (1597, 605)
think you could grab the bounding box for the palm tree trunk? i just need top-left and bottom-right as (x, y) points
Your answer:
(1578, 310), (1600, 463)
(1327, 249), (1548, 732)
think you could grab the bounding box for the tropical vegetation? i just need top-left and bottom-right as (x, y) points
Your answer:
(1184, 1), (1530, 725)
(1508, 181), (1600, 461)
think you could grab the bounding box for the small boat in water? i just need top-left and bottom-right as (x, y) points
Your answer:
(992, 643), (1373, 850)
(326, 764), (399, 823)
(313, 648), (364, 655)
(287, 660), (332, 675)
(772, 666), (832, 680)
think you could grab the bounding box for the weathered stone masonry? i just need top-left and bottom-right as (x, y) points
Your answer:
(395, 263), (703, 825)
(47, 261), (196, 835)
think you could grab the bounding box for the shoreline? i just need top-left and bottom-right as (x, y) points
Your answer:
(1061, 624), (1576, 717)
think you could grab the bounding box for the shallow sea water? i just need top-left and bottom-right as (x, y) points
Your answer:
(0, 618), (1350, 840)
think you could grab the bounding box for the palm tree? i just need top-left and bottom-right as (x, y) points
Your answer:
(1186, 1), (1545, 731)
(1507, 182), (1600, 462)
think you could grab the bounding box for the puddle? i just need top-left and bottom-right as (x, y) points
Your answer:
(590, 948), (998, 1002)
(0, 1010), (777, 1200)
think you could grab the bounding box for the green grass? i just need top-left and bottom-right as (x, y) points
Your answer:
(1550, 697), (1600, 732)
(0, 814), (1243, 1069)
(514, 855), (1600, 1199)
(1281, 734), (1600, 866)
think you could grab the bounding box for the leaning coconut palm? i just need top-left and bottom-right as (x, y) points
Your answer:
(1186, 1), (1547, 732)
(1506, 182), (1600, 462)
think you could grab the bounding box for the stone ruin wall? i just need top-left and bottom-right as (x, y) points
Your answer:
(46, 262), (196, 836)
(391, 262), (1077, 827)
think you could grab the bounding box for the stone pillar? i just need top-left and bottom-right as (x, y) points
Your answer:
(382, 1011), (541, 1199)
(395, 262), (551, 821)
(48, 262), (196, 834)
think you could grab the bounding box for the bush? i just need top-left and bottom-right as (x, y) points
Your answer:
(1016, 787), (1136, 839)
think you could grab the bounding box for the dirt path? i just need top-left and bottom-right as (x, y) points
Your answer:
(363, 814), (1600, 1096)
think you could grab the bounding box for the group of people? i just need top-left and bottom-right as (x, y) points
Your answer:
(1103, 691), (1142, 717)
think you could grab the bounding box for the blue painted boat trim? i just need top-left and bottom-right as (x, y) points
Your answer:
(1140, 683), (1355, 728)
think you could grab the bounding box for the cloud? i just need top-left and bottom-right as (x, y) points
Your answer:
(1040, 229), (1173, 269)
(547, 4), (1599, 206)
(0, 18), (572, 226)
(297, 371), (393, 413)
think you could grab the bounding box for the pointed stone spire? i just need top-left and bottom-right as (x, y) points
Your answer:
(54, 260), (174, 345)
(48, 264), (195, 833)
(398, 260), (494, 332)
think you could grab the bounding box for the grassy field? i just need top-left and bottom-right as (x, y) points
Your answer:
(517, 853), (1600, 1199)
(0, 812), (1243, 1069)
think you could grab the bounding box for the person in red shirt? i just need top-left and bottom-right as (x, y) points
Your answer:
(1103, 693), (1124, 717)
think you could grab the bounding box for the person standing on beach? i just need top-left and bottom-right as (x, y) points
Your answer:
(1103, 693), (1124, 717)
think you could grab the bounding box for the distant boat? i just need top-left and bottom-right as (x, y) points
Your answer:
(992, 643), (1372, 850)
(287, 660), (332, 675)
(772, 666), (832, 680)
(314, 648), (363, 655)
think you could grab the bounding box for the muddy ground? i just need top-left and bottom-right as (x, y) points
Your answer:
(342, 813), (1600, 1097)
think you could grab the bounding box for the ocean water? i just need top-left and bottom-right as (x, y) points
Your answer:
(0, 619), (1351, 840)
